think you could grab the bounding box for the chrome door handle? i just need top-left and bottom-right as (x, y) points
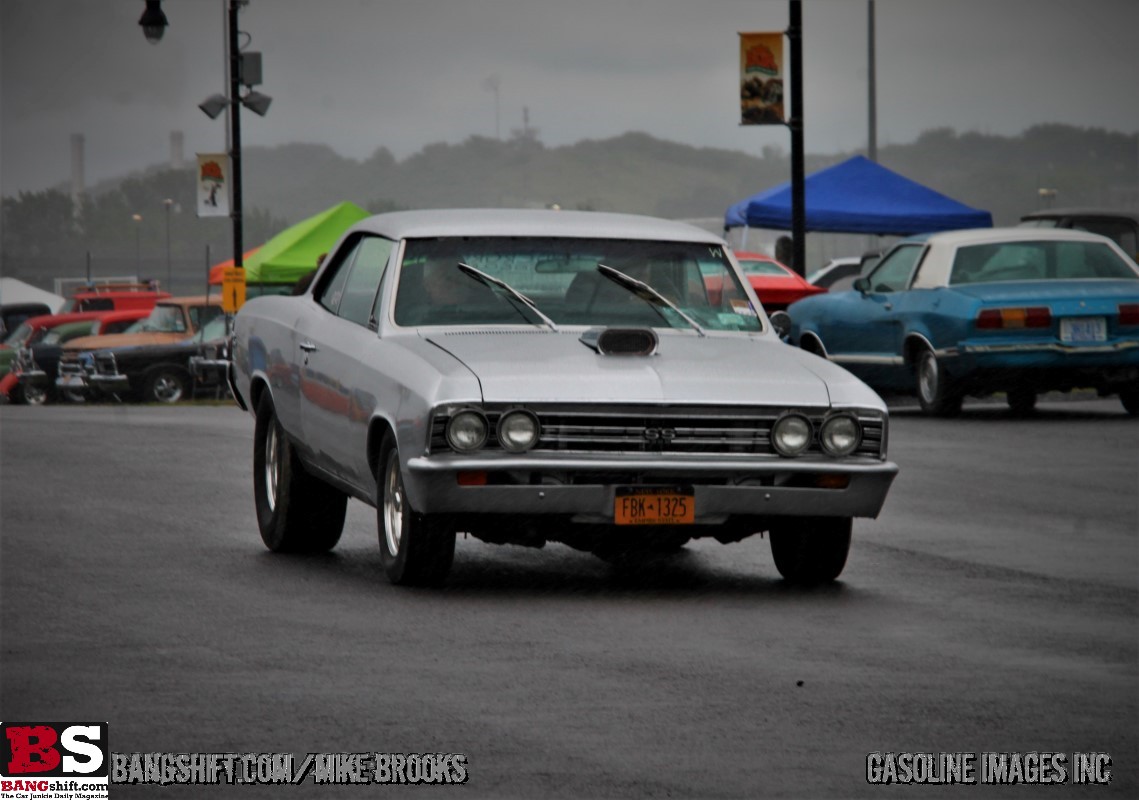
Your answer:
(299, 341), (318, 353)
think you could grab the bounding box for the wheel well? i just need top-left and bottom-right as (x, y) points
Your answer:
(903, 335), (931, 367)
(367, 418), (396, 480)
(799, 331), (826, 356)
(249, 378), (269, 416)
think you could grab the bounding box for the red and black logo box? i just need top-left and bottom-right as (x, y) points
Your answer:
(1, 723), (109, 778)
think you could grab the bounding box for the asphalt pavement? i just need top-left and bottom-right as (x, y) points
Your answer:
(1, 398), (1135, 798)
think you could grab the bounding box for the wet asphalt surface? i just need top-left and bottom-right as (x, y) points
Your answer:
(1, 398), (1135, 798)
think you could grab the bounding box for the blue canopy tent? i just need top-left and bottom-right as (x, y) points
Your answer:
(724, 155), (992, 235)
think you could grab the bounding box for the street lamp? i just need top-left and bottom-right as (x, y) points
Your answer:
(148, 1), (271, 273)
(131, 213), (143, 273)
(163, 198), (174, 292)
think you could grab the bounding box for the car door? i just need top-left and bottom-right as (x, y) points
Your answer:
(297, 235), (394, 484)
(819, 243), (925, 385)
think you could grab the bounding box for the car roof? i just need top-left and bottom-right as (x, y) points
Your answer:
(909, 227), (1112, 247)
(1019, 207), (1139, 223)
(348, 208), (728, 244)
(905, 227), (1136, 289)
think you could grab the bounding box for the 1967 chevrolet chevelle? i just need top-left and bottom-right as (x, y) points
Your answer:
(230, 209), (897, 585)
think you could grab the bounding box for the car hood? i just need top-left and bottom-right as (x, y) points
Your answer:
(423, 330), (835, 406)
(63, 331), (191, 351)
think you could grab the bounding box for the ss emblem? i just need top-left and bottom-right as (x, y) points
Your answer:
(643, 427), (677, 441)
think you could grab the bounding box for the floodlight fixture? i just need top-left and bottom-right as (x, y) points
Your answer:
(241, 91), (273, 117)
(138, 0), (169, 44)
(198, 94), (231, 120)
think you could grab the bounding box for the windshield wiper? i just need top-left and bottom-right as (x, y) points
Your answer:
(456, 262), (559, 331)
(595, 264), (706, 337)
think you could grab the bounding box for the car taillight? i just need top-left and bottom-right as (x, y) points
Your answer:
(1119, 303), (1139, 326)
(976, 307), (1051, 329)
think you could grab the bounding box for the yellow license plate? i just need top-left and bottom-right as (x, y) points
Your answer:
(614, 486), (695, 525)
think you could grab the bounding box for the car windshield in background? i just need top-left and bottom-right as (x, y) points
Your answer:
(949, 240), (1139, 285)
(196, 316), (228, 342)
(738, 259), (791, 276)
(135, 305), (187, 333)
(393, 237), (762, 332)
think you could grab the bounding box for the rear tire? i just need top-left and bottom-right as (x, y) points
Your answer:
(1007, 388), (1037, 415)
(1120, 386), (1139, 417)
(915, 347), (962, 417)
(769, 517), (852, 584)
(377, 433), (455, 586)
(21, 383), (48, 405)
(253, 393), (346, 553)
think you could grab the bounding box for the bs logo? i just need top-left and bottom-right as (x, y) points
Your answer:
(1, 723), (109, 777)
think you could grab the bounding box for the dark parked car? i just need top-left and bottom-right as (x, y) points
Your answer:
(55, 316), (229, 403)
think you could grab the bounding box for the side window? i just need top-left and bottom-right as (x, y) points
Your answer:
(867, 245), (923, 292)
(339, 237), (395, 327)
(316, 240), (362, 314)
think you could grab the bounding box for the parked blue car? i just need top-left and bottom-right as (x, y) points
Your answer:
(786, 228), (1139, 416)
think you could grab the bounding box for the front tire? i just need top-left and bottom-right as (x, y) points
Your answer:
(769, 517), (852, 584)
(1120, 386), (1139, 417)
(253, 393), (346, 553)
(143, 366), (190, 403)
(1007, 388), (1036, 415)
(915, 347), (963, 417)
(377, 433), (455, 585)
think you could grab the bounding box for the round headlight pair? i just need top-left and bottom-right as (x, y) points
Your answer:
(497, 409), (540, 453)
(446, 410), (488, 452)
(445, 409), (540, 453)
(771, 413), (862, 457)
(819, 414), (861, 457)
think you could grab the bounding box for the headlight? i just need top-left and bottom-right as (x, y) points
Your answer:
(771, 413), (812, 457)
(819, 414), (862, 457)
(445, 410), (488, 452)
(497, 410), (540, 452)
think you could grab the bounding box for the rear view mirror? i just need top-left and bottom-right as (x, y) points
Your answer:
(768, 310), (792, 340)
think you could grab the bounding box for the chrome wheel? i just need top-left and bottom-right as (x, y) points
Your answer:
(383, 451), (404, 557)
(22, 384), (47, 405)
(918, 351), (939, 405)
(151, 373), (184, 403)
(264, 422), (279, 513)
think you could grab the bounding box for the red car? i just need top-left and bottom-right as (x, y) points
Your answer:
(733, 251), (826, 311)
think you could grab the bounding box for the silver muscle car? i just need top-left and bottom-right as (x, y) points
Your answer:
(230, 209), (897, 585)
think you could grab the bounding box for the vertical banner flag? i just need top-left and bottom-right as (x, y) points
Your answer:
(739, 32), (785, 125)
(196, 153), (230, 217)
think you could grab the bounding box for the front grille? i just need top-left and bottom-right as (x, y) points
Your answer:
(94, 352), (118, 376)
(430, 404), (886, 459)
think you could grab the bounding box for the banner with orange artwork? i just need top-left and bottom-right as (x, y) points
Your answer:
(739, 32), (785, 125)
(196, 153), (230, 217)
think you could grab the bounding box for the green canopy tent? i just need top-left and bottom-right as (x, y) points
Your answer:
(209, 201), (370, 286)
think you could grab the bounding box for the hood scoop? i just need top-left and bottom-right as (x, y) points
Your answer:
(579, 327), (658, 356)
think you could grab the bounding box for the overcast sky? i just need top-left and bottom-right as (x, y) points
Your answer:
(2, 0), (1137, 196)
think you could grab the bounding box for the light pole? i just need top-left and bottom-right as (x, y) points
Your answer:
(145, 0), (271, 273)
(132, 213), (143, 273)
(163, 198), (173, 292)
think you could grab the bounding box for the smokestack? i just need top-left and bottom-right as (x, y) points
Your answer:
(170, 130), (184, 169)
(70, 133), (85, 216)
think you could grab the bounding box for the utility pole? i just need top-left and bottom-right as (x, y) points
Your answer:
(788, 1), (806, 276)
(868, 0), (877, 163)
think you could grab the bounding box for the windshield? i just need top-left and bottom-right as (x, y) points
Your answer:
(737, 258), (792, 276)
(134, 305), (188, 333)
(3, 322), (34, 348)
(393, 237), (761, 332)
(949, 240), (1139, 285)
(195, 316), (228, 343)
